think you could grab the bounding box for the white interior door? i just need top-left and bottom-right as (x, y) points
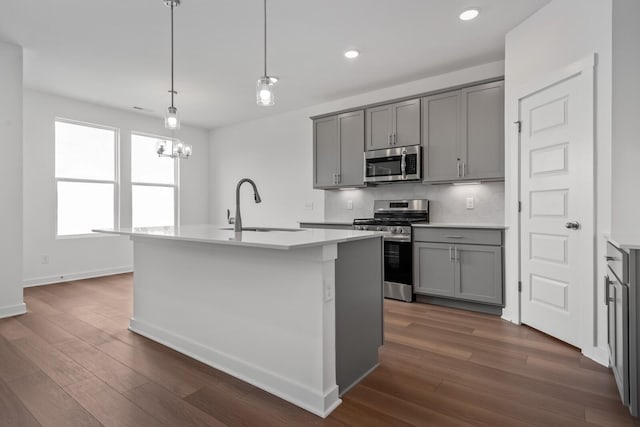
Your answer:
(519, 73), (593, 348)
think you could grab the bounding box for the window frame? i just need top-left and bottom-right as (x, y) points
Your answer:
(54, 118), (120, 239)
(130, 131), (180, 228)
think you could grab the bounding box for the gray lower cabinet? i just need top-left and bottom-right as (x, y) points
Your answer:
(313, 110), (365, 189)
(422, 81), (504, 183)
(366, 98), (420, 151)
(414, 242), (455, 297)
(413, 228), (504, 306)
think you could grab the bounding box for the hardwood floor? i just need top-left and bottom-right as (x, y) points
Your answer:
(0, 273), (637, 426)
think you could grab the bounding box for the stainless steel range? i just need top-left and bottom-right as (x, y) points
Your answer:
(353, 199), (429, 302)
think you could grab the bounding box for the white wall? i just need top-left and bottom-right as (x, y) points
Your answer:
(611, 0), (640, 238)
(0, 42), (25, 318)
(23, 89), (210, 286)
(209, 61), (505, 227)
(504, 0), (612, 362)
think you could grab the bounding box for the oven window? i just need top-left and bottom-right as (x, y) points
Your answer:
(366, 156), (402, 177)
(384, 240), (412, 286)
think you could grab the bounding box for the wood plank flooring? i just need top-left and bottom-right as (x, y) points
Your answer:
(0, 273), (637, 426)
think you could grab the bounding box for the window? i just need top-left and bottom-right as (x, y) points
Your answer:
(131, 133), (178, 228)
(55, 120), (118, 237)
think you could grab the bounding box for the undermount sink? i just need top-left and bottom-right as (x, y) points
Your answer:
(219, 227), (303, 232)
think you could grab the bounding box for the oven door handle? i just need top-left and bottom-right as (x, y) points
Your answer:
(401, 149), (407, 179)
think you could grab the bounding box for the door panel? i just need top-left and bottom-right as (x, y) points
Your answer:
(313, 116), (339, 188)
(366, 105), (392, 151)
(520, 73), (593, 348)
(393, 99), (420, 147)
(422, 92), (460, 181)
(338, 111), (364, 187)
(455, 244), (503, 305)
(413, 242), (454, 297)
(461, 81), (504, 180)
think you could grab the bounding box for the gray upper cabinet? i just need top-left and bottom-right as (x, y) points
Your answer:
(313, 110), (365, 189)
(366, 99), (420, 151)
(422, 81), (504, 183)
(413, 227), (504, 306)
(422, 91), (461, 181)
(461, 81), (505, 180)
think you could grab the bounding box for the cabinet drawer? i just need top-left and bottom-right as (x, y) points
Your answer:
(413, 228), (502, 246)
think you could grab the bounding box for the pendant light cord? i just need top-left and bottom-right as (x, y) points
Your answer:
(170, 1), (175, 108)
(263, 0), (267, 77)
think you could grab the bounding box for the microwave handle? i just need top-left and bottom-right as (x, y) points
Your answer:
(401, 149), (407, 179)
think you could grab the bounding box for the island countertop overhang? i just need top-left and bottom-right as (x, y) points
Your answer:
(93, 224), (383, 250)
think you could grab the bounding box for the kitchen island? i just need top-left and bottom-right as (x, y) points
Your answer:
(93, 225), (384, 417)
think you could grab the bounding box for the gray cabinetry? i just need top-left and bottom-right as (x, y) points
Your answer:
(422, 81), (504, 183)
(366, 99), (420, 151)
(461, 82), (505, 180)
(313, 110), (365, 189)
(413, 227), (504, 306)
(455, 244), (503, 304)
(422, 91), (460, 181)
(414, 242), (454, 297)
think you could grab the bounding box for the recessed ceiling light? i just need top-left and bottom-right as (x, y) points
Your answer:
(344, 50), (360, 59)
(459, 9), (479, 21)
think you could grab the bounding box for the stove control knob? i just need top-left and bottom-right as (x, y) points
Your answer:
(362, 225), (368, 231)
(354, 225), (361, 230)
(395, 227), (404, 234)
(376, 226), (382, 231)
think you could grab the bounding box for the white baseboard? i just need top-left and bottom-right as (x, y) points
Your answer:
(0, 302), (27, 319)
(129, 318), (341, 418)
(501, 308), (520, 324)
(23, 266), (133, 288)
(583, 345), (610, 367)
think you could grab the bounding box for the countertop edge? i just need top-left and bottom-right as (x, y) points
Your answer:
(93, 228), (383, 250)
(412, 223), (508, 230)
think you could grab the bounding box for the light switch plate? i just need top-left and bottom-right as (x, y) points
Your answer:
(347, 200), (353, 210)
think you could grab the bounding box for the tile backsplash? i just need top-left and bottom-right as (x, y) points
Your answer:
(324, 182), (504, 223)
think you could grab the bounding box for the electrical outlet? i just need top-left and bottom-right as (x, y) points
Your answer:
(466, 197), (475, 209)
(40, 255), (49, 264)
(347, 200), (353, 210)
(304, 201), (314, 211)
(324, 280), (334, 302)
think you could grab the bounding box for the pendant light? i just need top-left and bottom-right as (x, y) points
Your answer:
(164, 0), (181, 129)
(157, 0), (192, 159)
(256, 0), (277, 106)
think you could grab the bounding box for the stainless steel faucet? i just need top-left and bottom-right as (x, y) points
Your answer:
(234, 178), (262, 232)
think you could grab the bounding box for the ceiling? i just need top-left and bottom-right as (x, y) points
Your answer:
(0, 0), (549, 129)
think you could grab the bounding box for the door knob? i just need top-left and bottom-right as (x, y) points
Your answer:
(565, 221), (580, 230)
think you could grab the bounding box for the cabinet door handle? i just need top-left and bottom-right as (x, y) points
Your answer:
(462, 162), (466, 177)
(388, 134), (392, 146)
(449, 246), (453, 261)
(605, 276), (614, 304)
(444, 235), (463, 239)
(455, 247), (459, 261)
(337, 173), (341, 184)
(457, 160), (461, 177)
(393, 133), (397, 146)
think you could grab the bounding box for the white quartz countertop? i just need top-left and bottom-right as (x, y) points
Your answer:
(607, 233), (640, 251)
(93, 224), (383, 250)
(298, 221), (353, 226)
(412, 223), (508, 230)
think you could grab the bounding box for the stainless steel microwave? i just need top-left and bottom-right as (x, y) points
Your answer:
(364, 145), (421, 183)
